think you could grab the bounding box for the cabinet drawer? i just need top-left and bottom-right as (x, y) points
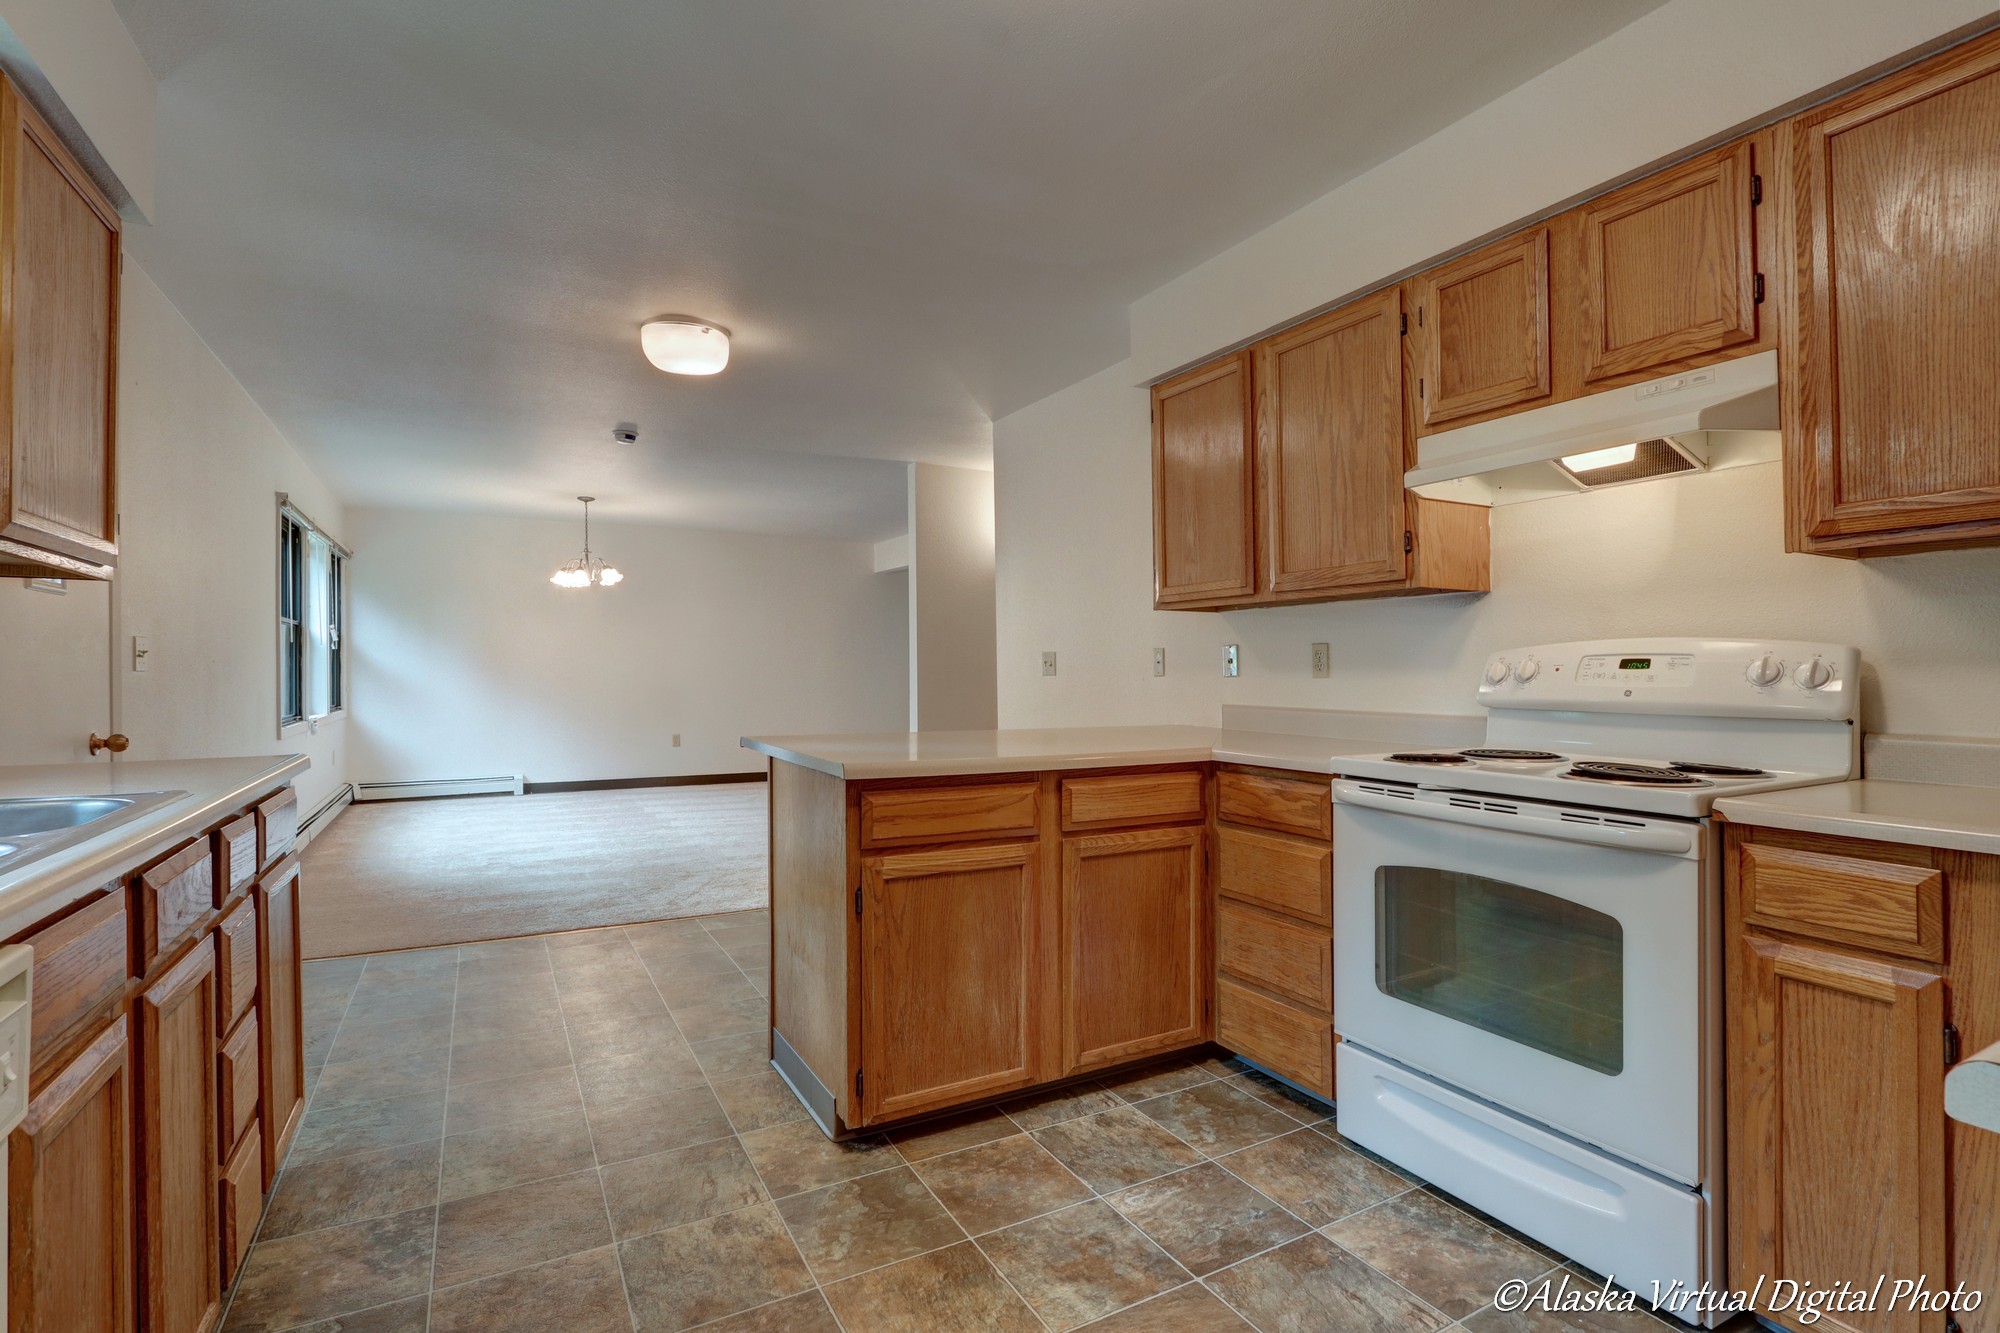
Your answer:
(1217, 770), (1332, 840)
(136, 838), (216, 965)
(1217, 901), (1331, 1011)
(256, 787), (299, 871)
(860, 782), (1039, 848)
(1217, 978), (1334, 1099)
(219, 1122), (264, 1286)
(1216, 826), (1332, 926)
(216, 897), (259, 1032)
(20, 888), (129, 1062)
(217, 814), (258, 903)
(1061, 771), (1204, 830)
(1740, 841), (1944, 962)
(219, 1010), (261, 1154)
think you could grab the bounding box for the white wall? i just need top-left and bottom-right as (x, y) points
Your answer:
(908, 463), (997, 731)
(0, 0), (155, 217)
(345, 508), (908, 786)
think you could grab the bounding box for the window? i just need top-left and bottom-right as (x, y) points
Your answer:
(279, 502), (349, 729)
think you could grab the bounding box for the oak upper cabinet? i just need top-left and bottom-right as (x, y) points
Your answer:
(1256, 289), (1409, 593)
(1573, 139), (1760, 386)
(1785, 32), (2000, 557)
(1152, 352), (1257, 607)
(8, 1015), (135, 1333)
(858, 841), (1044, 1124)
(1412, 226), (1551, 431)
(1060, 825), (1207, 1074)
(0, 75), (121, 581)
(136, 937), (222, 1333)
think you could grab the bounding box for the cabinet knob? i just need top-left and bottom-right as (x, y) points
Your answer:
(88, 732), (129, 756)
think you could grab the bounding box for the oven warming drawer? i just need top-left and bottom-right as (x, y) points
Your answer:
(1336, 1043), (1714, 1325)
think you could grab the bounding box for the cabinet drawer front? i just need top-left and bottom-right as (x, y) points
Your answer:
(219, 1010), (261, 1153)
(216, 896), (259, 1030)
(21, 888), (130, 1062)
(1217, 770), (1332, 840)
(1740, 842), (1944, 961)
(219, 1122), (264, 1286)
(1217, 901), (1331, 1011)
(1061, 771), (1205, 830)
(1216, 826), (1332, 926)
(256, 787), (299, 871)
(1216, 978), (1334, 1099)
(137, 838), (216, 963)
(218, 814), (258, 902)
(860, 783), (1040, 848)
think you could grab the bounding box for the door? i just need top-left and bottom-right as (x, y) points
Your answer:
(1728, 936), (1946, 1332)
(1332, 786), (1705, 1183)
(258, 853), (306, 1181)
(1256, 289), (1409, 594)
(0, 77), (120, 576)
(1412, 227), (1551, 429)
(1152, 352), (1256, 606)
(1575, 139), (1759, 384)
(859, 842), (1042, 1123)
(1791, 39), (2000, 545)
(7, 1015), (134, 1333)
(1061, 826), (1207, 1073)
(136, 937), (221, 1333)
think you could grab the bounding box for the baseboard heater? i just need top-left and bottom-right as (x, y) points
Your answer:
(353, 775), (525, 801)
(298, 784), (355, 841)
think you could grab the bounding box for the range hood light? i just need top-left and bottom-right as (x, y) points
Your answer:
(1560, 443), (1639, 472)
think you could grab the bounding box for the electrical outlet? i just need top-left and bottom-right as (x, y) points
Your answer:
(1042, 651), (1058, 677)
(672, 734), (682, 747)
(1153, 648), (1166, 677)
(1311, 643), (1331, 678)
(1223, 644), (1239, 678)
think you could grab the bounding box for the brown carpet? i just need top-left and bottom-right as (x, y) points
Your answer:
(299, 784), (767, 957)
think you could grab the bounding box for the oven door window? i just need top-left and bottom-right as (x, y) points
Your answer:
(1377, 866), (1623, 1076)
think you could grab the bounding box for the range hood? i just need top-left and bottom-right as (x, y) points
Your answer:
(1407, 350), (1780, 506)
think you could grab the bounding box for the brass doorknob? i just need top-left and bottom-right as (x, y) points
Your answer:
(89, 732), (129, 756)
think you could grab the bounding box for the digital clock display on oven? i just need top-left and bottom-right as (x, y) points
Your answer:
(1576, 653), (1697, 685)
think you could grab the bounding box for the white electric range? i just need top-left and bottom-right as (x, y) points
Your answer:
(1328, 638), (1859, 1326)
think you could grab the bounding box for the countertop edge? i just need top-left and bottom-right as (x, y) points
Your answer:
(742, 731), (1380, 780)
(1714, 783), (2000, 858)
(0, 754), (310, 939)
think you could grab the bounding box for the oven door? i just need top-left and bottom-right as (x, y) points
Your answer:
(1332, 781), (1712, 1184)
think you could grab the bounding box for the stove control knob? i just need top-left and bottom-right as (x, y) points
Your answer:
(1514, 656), (1541, 683)
(1793, 656), (1833, 690)
(1746, 653), (1784, 687)
(1484, 658), (1511, 686)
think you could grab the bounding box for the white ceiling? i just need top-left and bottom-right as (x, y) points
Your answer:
(111, 0), (1666, 540)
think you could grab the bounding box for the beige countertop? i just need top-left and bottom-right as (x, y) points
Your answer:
(1715, 779), (2000, 857)
(742, 726), (1397, 780)
(0, 755), (308, 939)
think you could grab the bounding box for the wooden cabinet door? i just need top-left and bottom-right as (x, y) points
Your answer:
(136, 937), (221, 1333)
(7, 1015), (134, 1333)
(1060, 826), (1207, 1074)
(1576, 139), (1759, 384)
(1255, 289), (1409, 594)
(1790, 37), (2000, 550)
(859, 842), (1041, 1123)
(257, 853), (306, 1182)
(1413, 227), (1550, 429)
(1152, 352), (1256, 606)
(1729, 935), (1946, 1332)
(0, 78), (120, 577)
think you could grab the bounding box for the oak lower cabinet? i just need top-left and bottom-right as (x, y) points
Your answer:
(7, 1015), (135, 1333)
(1725, 823), (1998, 1333)
(1060, 825), (1207, 1075)
(136, 936), (222, 1333)
(257, 853), (307, 1180)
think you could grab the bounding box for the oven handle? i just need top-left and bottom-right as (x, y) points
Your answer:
(1332, 782), (1697, 856)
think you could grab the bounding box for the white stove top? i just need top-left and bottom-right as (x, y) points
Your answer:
(1335, 638), (1862, 818)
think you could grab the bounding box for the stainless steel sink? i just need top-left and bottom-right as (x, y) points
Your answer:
(0, 791), (188, 875)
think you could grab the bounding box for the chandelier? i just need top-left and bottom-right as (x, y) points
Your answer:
(550, 496), (623, 588)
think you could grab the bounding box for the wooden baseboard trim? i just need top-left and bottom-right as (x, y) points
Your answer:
(523, 772), (768, 795)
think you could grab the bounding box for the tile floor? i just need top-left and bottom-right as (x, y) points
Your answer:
(221, 914), (1730, 1332)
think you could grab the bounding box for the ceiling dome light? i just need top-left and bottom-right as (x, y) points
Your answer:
(550, 496), (623, 589)
(641, 320), (730, 375)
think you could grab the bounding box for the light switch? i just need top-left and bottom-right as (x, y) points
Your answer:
(1153, 648), (1166, 677)
(1223, 644), (1239, 678)
(132, 636), (151, 673)
(1311, 643), (1331, 678)
(672, 734), (682, 747)
(1042, 652), (1058, 677)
